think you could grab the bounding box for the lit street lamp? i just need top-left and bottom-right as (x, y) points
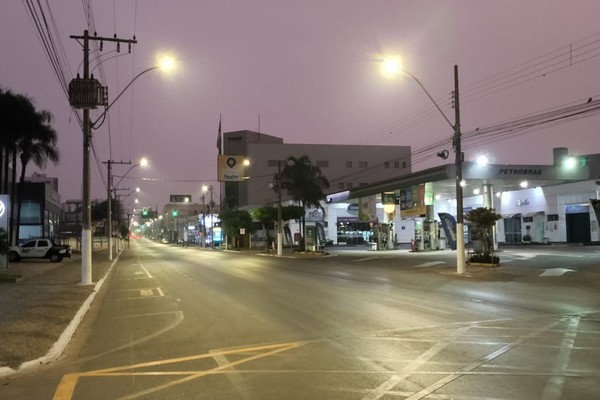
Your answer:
(382, 57), (465, 274)
(105, 159), (148, 261)
(73, 49), (174, 285)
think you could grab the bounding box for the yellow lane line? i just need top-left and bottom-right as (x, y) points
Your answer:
(117, 342), (303, 400)
(53, 341), (304, 400)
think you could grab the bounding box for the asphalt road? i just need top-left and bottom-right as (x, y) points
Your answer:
(2, 240), (599, 399)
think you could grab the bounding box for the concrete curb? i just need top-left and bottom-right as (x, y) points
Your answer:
(0, 252), (121, 377)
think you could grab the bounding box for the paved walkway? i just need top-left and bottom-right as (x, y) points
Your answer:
(0, 250), (115, 375)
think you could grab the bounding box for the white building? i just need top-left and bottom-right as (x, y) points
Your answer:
(221, 131), (599, 248)
(222, 130), (413, 246)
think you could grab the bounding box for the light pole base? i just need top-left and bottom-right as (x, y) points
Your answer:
(81, 229), (93, 285)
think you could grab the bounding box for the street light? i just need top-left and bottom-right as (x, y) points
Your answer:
(75, 52), (174, 285)
(202, 185), (215, 248)
(106, 158), (148, 261)
(381, 57), (465, 274)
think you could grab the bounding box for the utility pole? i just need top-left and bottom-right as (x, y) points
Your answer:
(208, 185), (214, 248)
(277, 160), (283, 257)
(102, 160), (131, 261)
(453, 65), (466, 274)
(69, 30), (137, 284)
(201, 193), (206, 247)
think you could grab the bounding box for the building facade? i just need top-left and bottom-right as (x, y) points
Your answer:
(18, 173), (62, 242)
(223, 130), (412, 208)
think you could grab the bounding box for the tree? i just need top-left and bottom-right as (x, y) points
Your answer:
(275, 155), (330, 251)
(252, 206), (277, 248)
(15, 109), (60, 242)
(0, 89), (46, 244)
(219, 209), (256, 249)
(465, 207), (502, 264)
(251, 205), (306, 250)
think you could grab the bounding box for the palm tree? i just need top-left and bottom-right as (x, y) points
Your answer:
(15, 109), (60, 242)
(275, 155), (330, 251)
(0, 89), (36, 194)
(0, 89), (39, 244)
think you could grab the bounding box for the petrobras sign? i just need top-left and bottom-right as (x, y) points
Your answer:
(0, 195), (9, 269)
(218, 155), (246, 182)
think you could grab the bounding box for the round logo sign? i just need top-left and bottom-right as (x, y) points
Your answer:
(226, 157), (237, 168)
(0, 200), (5, 218)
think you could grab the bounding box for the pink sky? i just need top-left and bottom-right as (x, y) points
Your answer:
(2, 1), (600, 210)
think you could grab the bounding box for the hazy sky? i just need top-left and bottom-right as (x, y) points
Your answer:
(2, 1), (600, 210)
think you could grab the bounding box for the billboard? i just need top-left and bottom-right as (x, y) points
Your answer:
(359, 196), (377, 222)
(170, 194), (192, 203)
(218, 155), (246, 182)
(399, 184), (426, 218)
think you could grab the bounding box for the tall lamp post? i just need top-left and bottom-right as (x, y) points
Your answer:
(277, 160), (283, 257)
(105, 159), (148, 261)
(203, 185), (215, 248)
(383, 59), (465, 274)
(69, 33), (175, 284)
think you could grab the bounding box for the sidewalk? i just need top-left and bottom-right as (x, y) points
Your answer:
(0, 250), (116, 375)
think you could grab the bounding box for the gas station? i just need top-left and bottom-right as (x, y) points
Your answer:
(326, 147), (597, 250)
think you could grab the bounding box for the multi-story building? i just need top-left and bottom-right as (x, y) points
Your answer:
(18, 173), (62, 242)
(223, 130), (412, 208)
(221, 130), (413, 246)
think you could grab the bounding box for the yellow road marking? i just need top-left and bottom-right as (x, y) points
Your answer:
(53, 342), (304, 400)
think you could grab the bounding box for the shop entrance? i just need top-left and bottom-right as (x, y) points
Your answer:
(566, 205), (590, 243)
(503, 214), (522, 244)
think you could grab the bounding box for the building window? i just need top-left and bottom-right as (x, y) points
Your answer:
(547, 214), (559, 221)
(317, 160), (329, 168)
(402, 161), (407, 169)
(338, 183), (345, 190)
(346, 161), (353, 168)
(394, 161), (400, 168)
(359, 182), (368, 187)
(347, 182), (353, 189)
(358, 161), (368, 168)
(384, 162), (390, 169)
(523, 216), (533, 223)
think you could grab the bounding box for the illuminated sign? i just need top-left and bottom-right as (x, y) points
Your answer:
(218, 155), (246, 182)
(0, 195), (9, 269)
(213, 226), (223, 242)
(170, 194), (191, 203)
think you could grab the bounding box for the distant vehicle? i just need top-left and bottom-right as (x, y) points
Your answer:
(8, 239), (72, 263)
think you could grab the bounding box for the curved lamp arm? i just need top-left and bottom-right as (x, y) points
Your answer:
(91, 66), (158, 128)
(402, 70), (455, 130)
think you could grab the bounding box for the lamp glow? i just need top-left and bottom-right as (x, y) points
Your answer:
(156, 54), (176, 73)
(476, 155), (488, 166)
(563, 156), (577, 169)
(383, 204), (396, 214)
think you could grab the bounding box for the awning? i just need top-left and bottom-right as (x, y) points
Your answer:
(524, 211), (545, 217)
(503, 213), (522, 218)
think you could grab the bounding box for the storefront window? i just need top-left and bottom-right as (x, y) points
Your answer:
(337, 218), (371, 245)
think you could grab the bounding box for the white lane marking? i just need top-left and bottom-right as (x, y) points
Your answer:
(540, 268), (575, 277)
(541, 316), (581, 400)
(156, 287), (165, 297)
(414, 261), (445, 268)
(139, 288), (154, 297)
(362, 326), (471, 400)
(374, 277), (390, 283)
(354, 257), (379, 263)
(139, 261), (153, 278)
(404, 317), (568, 400)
